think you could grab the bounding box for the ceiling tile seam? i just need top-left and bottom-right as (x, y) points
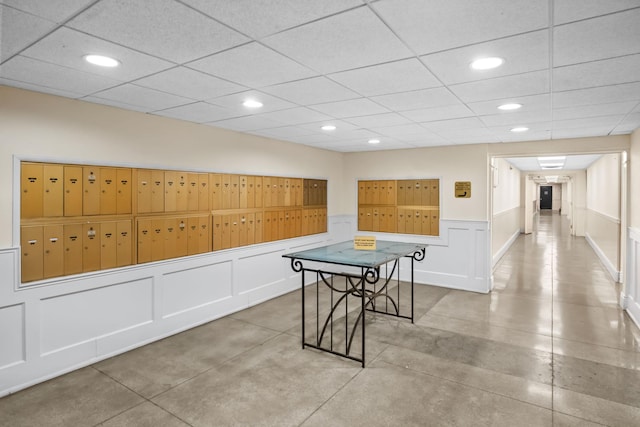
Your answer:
(0, 0), (103, 67)
(552, 6), (640, 27)
(549, 0), (555, 129)
(1, 75), (86, 99)
(553, 52), (640, 72)
(364, 1), (507, 142)
(173, 0), (259, 42)
(606, 102), (640, 135)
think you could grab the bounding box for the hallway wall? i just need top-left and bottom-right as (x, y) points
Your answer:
(492, 158), (521, 264)
(585, 153), (621, 280)
(626, 128), (640, 328)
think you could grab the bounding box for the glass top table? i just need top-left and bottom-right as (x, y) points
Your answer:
(282, 240), (426, 268)
(284, 240), (426, 367)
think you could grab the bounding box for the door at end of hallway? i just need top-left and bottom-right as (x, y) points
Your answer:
(540, 186), (552, 209)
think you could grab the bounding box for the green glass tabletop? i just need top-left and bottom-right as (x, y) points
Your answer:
(283, 240), (425, 268)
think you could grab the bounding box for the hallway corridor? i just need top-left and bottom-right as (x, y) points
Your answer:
(1, 213), (640, 426)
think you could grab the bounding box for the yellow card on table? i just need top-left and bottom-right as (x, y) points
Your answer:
(354, 235), (376, 250)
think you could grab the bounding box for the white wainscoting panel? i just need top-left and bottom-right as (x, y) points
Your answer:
(585, 209), (621, 281)
(624, 227), (640, 330)
(0, 215), (491, 396)
(492, 207), (521, 266)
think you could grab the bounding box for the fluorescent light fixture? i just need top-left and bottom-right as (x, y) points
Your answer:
(510, 126), (529, 133)
(368, 139), (380, 144)
(84, 54), (119, 67)
(470, 57), (504, 70)
(321, 125), (336, 131)
(540, 163), (564, 167)
(242, 99), (263, 108)
(498, 103), (522, 111)
(541, 166), (562, 170)
(538, 156), (566, 162)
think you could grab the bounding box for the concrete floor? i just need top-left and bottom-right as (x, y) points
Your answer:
(1, 212), (640, 426)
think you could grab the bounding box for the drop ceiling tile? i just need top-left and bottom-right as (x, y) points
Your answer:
(261, 76), (359, 105)
(208, 90), (296, 115)
(554, 9), (640, 67)
(251, 126), (318, 139)
(489, 122), (552, 136)
(553, 54), (640, 91)
(92, 83), (192, 112)
(290, 133), (339, 145)
(563, 154), (604, 169)
(368, 123), (430, 138)
(467, 94), (550, 115)
(504, 158), (541, 171)
(1, 0), (95, 22)
(21, 27), (174, 81)
(82, 95), (152, 113)
(67, 0), (249, 64)
(405, 137), (452, 148)
(309, 98), (389, 118)
(255, 107), (333, 126)
(449, 70), (549, 103)
(0, 55), (120, 95)
(422, 117), (487, 132)
(497, 130), (551, 142)
(553, 115), (623, 130)
(181, 0), (362, 39)
(206, 116), (285, 132)
(328, 129), (382, 141)
(0, 77), (85, 99)
(328, 58), (441, 97)
(371, 87), (460, 111)
(297, 120), (361, 134)
(553, 0), (640, 25)
(153, 101), (239, 123)
(135, 67), (245, 101)
(421, 30), (549, 85)
(553, 82), (640, 108)
(345, 113), (413, 128)
(553, 101), (638, 121)
(480, 109), (552, 127)
(401, 103), (474, 123)
(613, 112), (640, 133)
(552, 126), (616, 139)
(0, 5), (57, 62)
(262, 6), (413, 74)
(372, 0), (548, 55)
(188, 42), (317, 88)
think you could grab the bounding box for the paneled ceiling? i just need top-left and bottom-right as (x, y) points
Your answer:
(1, 0), (639, 152)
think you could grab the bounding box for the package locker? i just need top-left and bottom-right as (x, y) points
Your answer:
(212, 215), (223, 251)
(82, 223), (101, 272)
(116, 220), (132, 267)
(83, 167), (100, 215)
(163, 218), (178, 259)
(100, 221), (117, 269)
(136, 169), (152, 214)
(230, 175), (240, 209)
(198, 174), (209, 211)
(151, 219), (165, 261)
(239, 176), (248, 209)
(254, 176), (263, 208)
(137, 218), (152, 263)
(43, 164), (64, 217)
(164, 171), (177, 212)
(116, 168), (132, 214)
(255, 212), (263, 244)
(64, 166), (83, 216)
(175, 218), (188, 257)
(210, 174), (223, 210)
(64, 223), (83, 275)
(150, 170), (164, 213)
(21, 163), (44, 219)
(21, 226), (43, 282)
(175, 173), (188, 212)
(98, 167), (117, 215)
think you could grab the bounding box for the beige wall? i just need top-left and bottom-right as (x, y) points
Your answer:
(342, 144), (489, 221)
(0, 86), (345, 247)
(631, 129), (640, 230)
(492, 158), (521, 260)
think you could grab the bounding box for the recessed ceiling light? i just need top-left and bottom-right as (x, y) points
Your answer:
(321, 125), (336, 131)
(368, 139), (381, 144)
(470, 57), (504, 70)
(84, 54), (119, 67)
(510, 127), (529, 133)
(538, 156), (565, 162)
(242, 99), (263, 108)
(498, 103), (522, 111)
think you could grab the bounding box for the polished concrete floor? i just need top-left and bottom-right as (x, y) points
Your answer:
(2, 212), (640, 426)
